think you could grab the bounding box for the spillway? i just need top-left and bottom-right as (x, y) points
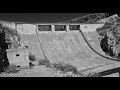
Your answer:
(18, 23), (120, 74)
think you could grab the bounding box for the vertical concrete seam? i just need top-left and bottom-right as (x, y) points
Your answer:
(35, 24), (48, 60)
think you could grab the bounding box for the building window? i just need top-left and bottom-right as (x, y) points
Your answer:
(69, 25), (80, 30)
(38, 25), (51, 31)
(55, 25), (66, 31)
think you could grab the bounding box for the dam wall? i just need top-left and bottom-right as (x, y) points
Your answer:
(0, 21), (106, 62)
(14, 23), (105, 63)
(2, 21), (120, 73)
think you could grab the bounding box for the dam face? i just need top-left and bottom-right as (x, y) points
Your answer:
(17, 23), (104, 61)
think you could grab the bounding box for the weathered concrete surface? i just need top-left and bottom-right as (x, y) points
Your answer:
(17, 24), (36, 34)
(6, 47), (30, 67)
(103, 73), (119, 77)
(20, 34), (45, 59)
(37, 24), (120, 75)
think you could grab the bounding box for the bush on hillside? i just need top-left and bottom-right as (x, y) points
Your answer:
(52, 62), (79, 74)
(29, 53), (36, 61)
(4, 64), (19, 73)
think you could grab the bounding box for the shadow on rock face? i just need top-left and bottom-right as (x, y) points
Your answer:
(0, 30), (10, 73)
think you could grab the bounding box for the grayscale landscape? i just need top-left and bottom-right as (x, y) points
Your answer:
(0, 13), (120, 77)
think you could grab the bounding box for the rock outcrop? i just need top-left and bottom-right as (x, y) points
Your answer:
(97, 14), (120, 59)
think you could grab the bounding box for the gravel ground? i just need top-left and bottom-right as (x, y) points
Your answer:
(0, 65), (57, 77)
(0, 65), (80, 77)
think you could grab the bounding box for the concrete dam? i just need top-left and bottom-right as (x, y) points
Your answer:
(1, 14), (120, 76)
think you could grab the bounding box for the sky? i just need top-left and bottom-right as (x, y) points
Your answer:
(0, 13), (89, 23)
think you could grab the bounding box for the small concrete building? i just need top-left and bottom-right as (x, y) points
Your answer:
(6, 47), (30, 67)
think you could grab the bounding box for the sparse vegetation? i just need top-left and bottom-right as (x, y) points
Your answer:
(38, 59), (51, 67)
(29, 53), (36, 61)
(65, 13), (109, 23)
(51, 62), (79, 74)
(48, 62), (101, 77)
(4, 64), (19, 73)
(37, 59), (82, 76)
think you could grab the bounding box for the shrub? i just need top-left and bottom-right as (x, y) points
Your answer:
(4, 64), (19, 73)
(29, 53), (36, 61)
(38, 59), (50, 66)
(84, 72), (100, 77)
(52, 62), (79, 74)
